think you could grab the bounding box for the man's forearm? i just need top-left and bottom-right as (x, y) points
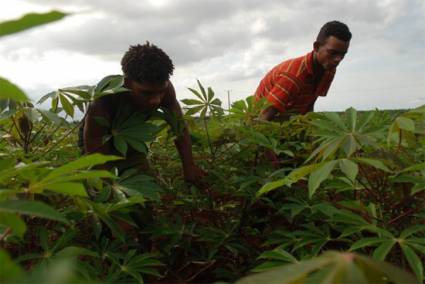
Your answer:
(260, 106), (279, 121)
(174, 125), (195, 170)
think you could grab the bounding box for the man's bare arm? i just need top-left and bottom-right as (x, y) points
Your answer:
(161, 83), (205, 182)
(260, 105), (279, 121)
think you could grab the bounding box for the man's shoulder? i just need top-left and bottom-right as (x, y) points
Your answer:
(273, 52), (308, 76)
(160, 80), (177, 107)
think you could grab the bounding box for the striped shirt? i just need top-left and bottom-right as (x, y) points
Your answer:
(255, 51), (336, 114)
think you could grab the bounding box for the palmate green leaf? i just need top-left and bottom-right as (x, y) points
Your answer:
(395, 117), (415, 132)
(44, 154), (121, 181)
(44, 182), (87, 197)
(200, 106), (208, 118)
(349, 237), (385, 251)
(197, 79), (207, 100)
(346, 107), (357, 131)
(37, 109), (64, 125)
(41, 171), (115, 186)
(54, 246), (99, 259)
(354, 158), (391, 173)
(372, 240), (395, 261)
(59, 94), (74, 117)
(59, 86), (92, 100)
(93, 75), (127, 100)
(323, 112), (347, 131)
(239, 251), (419, 284)
(210, 97), (221, 106)
(118, 174), (163, 201)
(339, 159), (358, 181)
(185, 105), (205, 116)
(181, 98), (203, 106)
(107, 196), (146, 212)
(306, 136), (345, 162)
(95, 74), (123, 93)
(237, 252), (333, 284)
(257, 164), (320, 197)
(399, 162), (425, 173)
(113, 136), (128, 156)
(342, 134), (358, 157)
(0, 212), (26, 239)
(411, 183), (425, 195)
(0, 77), (28, 102)
(207, 86), (214, 102)
(358, 111), (376, 132)
(91, 203), (125, 242)
(187, 87), (205, 102)
(0, 11), (67, 38)
(119, 123), (159, 141)
(0, 249), (24, 282)
(407, 242), (425, 255)
(257, 248), (298, 263)
(400, 244), (423, 283)
(125, 137), (148, 154)
(37, 90), (56, 105)
(328, 208), (371, 226)
(400, 225), (425, 239)
(308, 161), (338, 198)
(0, 200), (69, 225)
(355, 254), (419, 284)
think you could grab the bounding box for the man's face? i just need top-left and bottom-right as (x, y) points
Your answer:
(314, 36), (350, 70)
(127, 79), (169, 110)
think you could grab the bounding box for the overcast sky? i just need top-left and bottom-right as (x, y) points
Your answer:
(1, 0), (424, 112)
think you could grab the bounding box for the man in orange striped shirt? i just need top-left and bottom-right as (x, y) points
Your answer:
(255, 21), (352, 121)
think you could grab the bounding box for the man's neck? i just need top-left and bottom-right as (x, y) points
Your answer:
(312, 52), (325, 81)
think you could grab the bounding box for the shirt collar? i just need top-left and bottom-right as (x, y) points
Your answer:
(305, 51), (336, 76)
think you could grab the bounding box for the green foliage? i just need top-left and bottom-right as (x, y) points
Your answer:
(0, 77), (28, 102)
(237, 251), (419, 284)
(0, 11), (68, 103)
(183, 79), (224, 118)
(0, 62), (423, 283)
(108, 106), (160, 156)
(229, 95), (271, 124)
(0, 11), (67, 38)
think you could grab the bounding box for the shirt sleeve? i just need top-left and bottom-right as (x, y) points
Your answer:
(264, 72), (301, 112)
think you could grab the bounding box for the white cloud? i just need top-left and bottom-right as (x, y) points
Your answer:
(0, 0), (424, 111)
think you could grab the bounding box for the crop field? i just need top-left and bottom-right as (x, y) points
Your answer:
(0, 10), (424, 284)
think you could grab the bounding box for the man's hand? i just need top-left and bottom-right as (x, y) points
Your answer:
(183, 164), (207, 185)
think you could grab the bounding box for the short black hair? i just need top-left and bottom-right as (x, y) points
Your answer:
(317, 21), (352, 43)
(121, 42), (174, 84)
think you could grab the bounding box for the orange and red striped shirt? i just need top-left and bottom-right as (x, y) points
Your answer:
(255, 51), (336, 114)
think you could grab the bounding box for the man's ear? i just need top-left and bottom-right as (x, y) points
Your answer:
(313, 41), (321, 52)
(123, 77), (131, 87)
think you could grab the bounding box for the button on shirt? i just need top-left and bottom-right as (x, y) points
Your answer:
(255, 51), (336, 115)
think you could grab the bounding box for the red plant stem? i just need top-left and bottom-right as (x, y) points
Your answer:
(357, 166), (381, 201)
(0, 227), (12, 242)
(388, 208), (417, 225)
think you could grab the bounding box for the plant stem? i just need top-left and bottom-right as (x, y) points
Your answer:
(0, 227), (12, 242)
(388, 208), (418, 225)
(39, 120), (82, 156)
(203, 117), (214, 157)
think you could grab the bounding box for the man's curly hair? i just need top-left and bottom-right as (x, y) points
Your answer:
(121, 42), (174, 84)
(317, 21), (352, 44)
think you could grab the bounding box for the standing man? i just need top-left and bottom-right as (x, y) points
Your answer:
(83, 42), (205, 183)
(255, 21), (352, 121)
